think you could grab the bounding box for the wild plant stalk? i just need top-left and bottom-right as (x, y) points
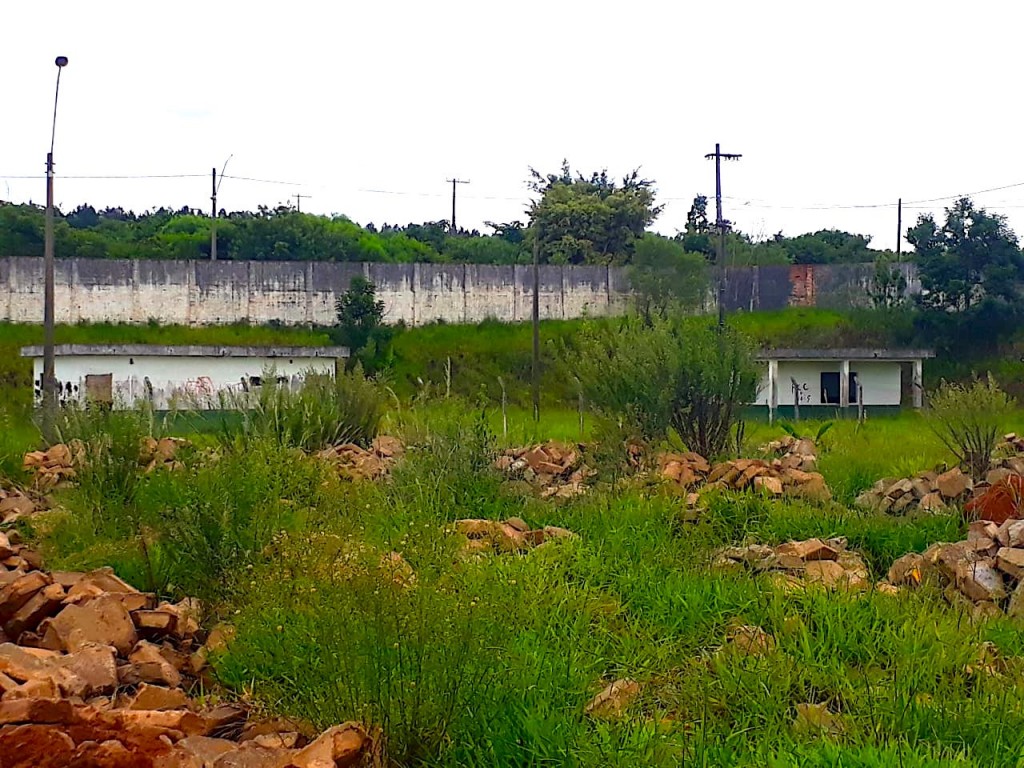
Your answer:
(927, 374), (1015, 478)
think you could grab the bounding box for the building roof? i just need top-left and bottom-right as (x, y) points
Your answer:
(757, 348), (934, 361)
(20, 344), (349, 359)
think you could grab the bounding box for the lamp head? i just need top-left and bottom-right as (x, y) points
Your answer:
(55, 56), (68, 68)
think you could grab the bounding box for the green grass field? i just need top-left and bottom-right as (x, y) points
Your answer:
(7, 313), (1024, 765)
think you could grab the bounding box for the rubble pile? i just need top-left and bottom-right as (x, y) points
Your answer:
(0, 535), (377, 767)
(759, 435), (819, 472)
(885, 518), (1024, 618)
(0, 489), (37, 525)
(452, 517), (576, 555)
(714, 537), (870, 591)
(317, 435), (404, 482)
(855, 467), (972, 514)
(707, 459), (831, 502)
(494, 442), (595, 499)
(137, 436), (188, 473)
(21, 443), (82, 493)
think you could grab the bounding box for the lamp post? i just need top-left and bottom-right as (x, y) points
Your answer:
(42, 55), (69, 441)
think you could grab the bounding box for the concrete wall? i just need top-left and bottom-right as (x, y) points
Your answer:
(0, 257), (918, 327)
(32, 354), (337, 410)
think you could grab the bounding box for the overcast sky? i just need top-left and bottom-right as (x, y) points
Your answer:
(4, 1), (1024, 252)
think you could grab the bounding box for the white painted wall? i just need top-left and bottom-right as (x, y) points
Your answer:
(754, 360), (903, 406)
(32, 355), (338, 410)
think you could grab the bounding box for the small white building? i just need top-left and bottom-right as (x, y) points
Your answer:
(21, 344), (349, 410)
(756, 348), (934, 418)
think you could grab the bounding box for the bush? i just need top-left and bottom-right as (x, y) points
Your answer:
(568, 317), (760, 458)
(221, 367), (385, 451)
(928, 374), (1015, 479)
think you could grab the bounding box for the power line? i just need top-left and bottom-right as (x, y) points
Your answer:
(0, 173), (206, 180)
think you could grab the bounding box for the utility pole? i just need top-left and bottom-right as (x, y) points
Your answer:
(446, 178), (469, 234)
(532, 235), (540, 423)
(294, 193), (311, 213)
(704, 143), (742, 328)
(210, 155), (231, 261)
(896, 197), (902, 263)
(42, 55), (69, 442)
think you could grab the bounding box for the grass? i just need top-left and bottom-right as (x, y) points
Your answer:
(17, 398), (1024, 766)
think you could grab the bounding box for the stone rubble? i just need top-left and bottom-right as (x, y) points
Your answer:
(451, 518), (576, 556)
(583, 678), (641, 720)
(316, 436), (404, 482)
(855, 466), (973, 514)
(0, 539), (378, 767)
(884, 517), (1024, 617)
(759, 435), (819, 472)
(494, 441), (595, 499)
(714, 537), (870, 591)
(21, 443), (83, 493)
(661, 455), (832, 503)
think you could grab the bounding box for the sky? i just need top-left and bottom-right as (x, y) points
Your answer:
(4, 0), (1024, 252)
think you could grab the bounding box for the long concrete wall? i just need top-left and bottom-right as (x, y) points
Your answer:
(0, 257), (918, 326)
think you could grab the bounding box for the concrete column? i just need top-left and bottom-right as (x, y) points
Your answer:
(840, 359), (850, 409)
(304, 262), (314, 325)
(913, 359), (923, 408)
(767, 359), (778, 423)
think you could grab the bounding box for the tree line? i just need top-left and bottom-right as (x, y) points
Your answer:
(2, 161), (892, 266)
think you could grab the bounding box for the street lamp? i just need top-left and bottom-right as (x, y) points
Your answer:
(42, 55), (69, 441)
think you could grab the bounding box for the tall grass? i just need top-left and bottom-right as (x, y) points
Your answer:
(218, 367), (385, 451)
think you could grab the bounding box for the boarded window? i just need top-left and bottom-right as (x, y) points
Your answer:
(84, 373), (113, 405)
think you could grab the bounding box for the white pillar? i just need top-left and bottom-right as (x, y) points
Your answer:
(767, 359), (777, 423)
(913, 359), (923, 408)
(840, 359), (850, 409)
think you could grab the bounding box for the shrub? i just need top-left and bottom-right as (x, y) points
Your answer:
(221, 366), (385, 451)
(568, 317), (760, 458)
(927, 374), (1015, 479)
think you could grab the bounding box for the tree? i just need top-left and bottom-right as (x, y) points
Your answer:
(783, 229), (874, 264)
(869, 254), (908, 308)
(528, 161), (663, 265)
(628, 234), (708, 322)
(908, 197), (1023, 313)
(334, 277), (392, 373)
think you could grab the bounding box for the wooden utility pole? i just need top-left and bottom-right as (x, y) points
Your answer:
(896, 197), (902, 262)
(704, 143), (742, 328)
(210, 156), (231, 261)
(210, 168), (218, 261)
(294, 193), (311, 213)
(446, 178), (469, 234)
(532, 236), (540, 422)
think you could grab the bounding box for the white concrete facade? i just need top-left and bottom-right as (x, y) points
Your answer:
(755, 361), (902, 406)
(756, 349), (933, 418)
(23, 345), (345, 410)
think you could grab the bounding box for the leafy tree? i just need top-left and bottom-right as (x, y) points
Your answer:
(528, 161), (663, 265)
(869, 254), (908, 308)
(628, 234), (708, 322)
(908, 197), (1024, 313)
(334, 277), (393, 374)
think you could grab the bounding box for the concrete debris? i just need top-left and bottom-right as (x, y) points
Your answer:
(0, 543), (378, 767)
(452, 518), (577, 556)
(0, 490), (38, 525)
(495, 441), (595, 499)
(663, 456), (832, 503)
(715, 538), (869, 591)
(21, 443), (84, 493)
(316, 436), (404, 482)
(886, 518), (1024, 614)
(583, 678), (641, 719)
